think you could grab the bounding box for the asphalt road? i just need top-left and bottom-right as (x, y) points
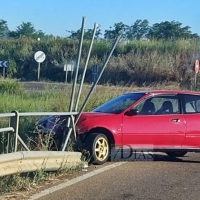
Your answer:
(22, 81), (71, 90)
(29, 152), (200, 200)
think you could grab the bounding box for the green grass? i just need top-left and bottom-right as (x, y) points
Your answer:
(0, 78), (181, 117)
(0, 78), (183, 197)
(0, 162), (84, 197)
(0, 78), (181, 154)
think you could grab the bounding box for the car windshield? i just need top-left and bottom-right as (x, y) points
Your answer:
(92, 92), (146, 114)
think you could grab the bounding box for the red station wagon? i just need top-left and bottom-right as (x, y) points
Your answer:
(75, 90), (200, 164)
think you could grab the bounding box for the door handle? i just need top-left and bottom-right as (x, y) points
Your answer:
(171, 118), (180, 123)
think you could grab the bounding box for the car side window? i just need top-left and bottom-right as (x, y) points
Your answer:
(134, 95), (180, 115)
(182, 94), (200, 114)
(136, 99), (156, 115)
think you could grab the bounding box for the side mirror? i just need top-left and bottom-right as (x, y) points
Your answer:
(125, 109), (139, 116)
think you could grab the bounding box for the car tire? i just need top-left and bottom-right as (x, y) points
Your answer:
(85, 133), (109, 165)
(166, 151), (187, 157)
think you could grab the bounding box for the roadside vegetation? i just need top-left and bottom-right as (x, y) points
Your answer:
(0, 78), (181, 197)
(1, 17), (200, 198)
(1, 18), (200, 87)
(0, 79), (149, 196)
(0, 38), (200, 89)
(0, 163), (83, 199)
(0, 37), (200, 196)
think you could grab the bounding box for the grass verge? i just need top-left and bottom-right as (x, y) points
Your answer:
(0, 78), (188, 198)
(0, 161), (84, 199)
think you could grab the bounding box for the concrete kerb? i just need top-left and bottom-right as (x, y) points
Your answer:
(0, 151), (82, 177)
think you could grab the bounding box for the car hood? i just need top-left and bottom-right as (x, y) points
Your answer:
(35, 112), (116, 135)
(78, 111), (115, 121)
(81, 111), (114, 117)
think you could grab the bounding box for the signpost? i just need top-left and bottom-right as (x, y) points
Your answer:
(194, 59), (199, 89)
(92, 65), (98, 83)
(64, 62), (75, 83)
(0, 61), (8, 68)
(0, 61), (8, 78)
(34, 51), (46, 81)
(92, 65), (98, 91)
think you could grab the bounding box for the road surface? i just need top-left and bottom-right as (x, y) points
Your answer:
(22, 81), (71, 91)
(29, 152), (200, 200)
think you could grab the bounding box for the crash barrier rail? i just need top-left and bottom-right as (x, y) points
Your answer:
(0, 111), (78, 153)
(0, 151), (82, 177)
(0, 111), (82, 177)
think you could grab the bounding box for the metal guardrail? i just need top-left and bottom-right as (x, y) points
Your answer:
(0, 151), (82, 177)
(0, 111), (82, 177)
(0, 127), (14, 133)
(0, 113), (15, 117)
(18, 112), (78, 117)
(0, 110), (79, 153)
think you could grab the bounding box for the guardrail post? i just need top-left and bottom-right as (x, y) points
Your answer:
(6, 132), (10, 154)
(9, 110), (19, 152)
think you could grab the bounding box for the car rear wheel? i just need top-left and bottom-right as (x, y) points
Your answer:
(85, 133), (109, 165)
(166, 151), (187, 157)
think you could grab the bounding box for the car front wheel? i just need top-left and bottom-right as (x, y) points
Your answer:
(85, 133), (109, 165)
(166, 151), (187, 157)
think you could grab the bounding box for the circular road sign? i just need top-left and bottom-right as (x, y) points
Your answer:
(34, 51), (46, 63)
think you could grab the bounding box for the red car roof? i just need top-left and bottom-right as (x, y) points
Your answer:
(132, 89), (200, 95)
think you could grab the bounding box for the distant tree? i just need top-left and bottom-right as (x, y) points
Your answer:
(104, 22), (129, 40)
(36, 30), (46, 39)
(9, 22), (45, 39)
(126, 19), (150, 40)
(68, 26), (102, 40)
(0, 19), (9, 38)
(191, 33), (199, 38)
(16, 22), (36, 37)
(147, 21), (199, 40)
(84, 27), (102, 40)
(9, 30), (18, 38)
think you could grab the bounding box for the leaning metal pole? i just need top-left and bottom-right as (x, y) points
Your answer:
(74, 23), (98, 112)
(69, 16), (86, 112)
(61, 17), (85, 151)
(75, 35), (121, 124)
(62, 35), (121, 151)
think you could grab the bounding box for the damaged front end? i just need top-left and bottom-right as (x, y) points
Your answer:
(34, 115), (68, 150)
(35, 115), (67, 135)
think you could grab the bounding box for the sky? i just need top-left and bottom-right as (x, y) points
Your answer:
(1, 0), (200, 37)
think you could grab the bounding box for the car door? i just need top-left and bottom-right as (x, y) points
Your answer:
(122, 95), (186, 149)
(181, 94), (200, 148)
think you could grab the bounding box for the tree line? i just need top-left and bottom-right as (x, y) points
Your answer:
(0, 37), (198, 88)
(0, 18), (199, 88)
(0, 19), (199, 40)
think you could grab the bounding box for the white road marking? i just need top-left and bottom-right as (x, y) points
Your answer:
(29, 162), (126, 200)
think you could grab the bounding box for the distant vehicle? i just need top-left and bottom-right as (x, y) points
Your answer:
(35, 90), (200, 164)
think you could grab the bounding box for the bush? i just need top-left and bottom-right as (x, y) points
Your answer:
(0, 78), (25, 95)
